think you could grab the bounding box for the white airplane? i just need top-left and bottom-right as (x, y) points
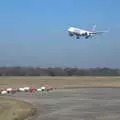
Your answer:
(68, 25), (108, 39)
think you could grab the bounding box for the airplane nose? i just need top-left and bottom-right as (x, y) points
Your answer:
(68, 27), (74, 36)
(68, 27), (73, 31)
(68, 28), (71, 32)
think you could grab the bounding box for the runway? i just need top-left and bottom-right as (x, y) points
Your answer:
(6, 88), (120, 120)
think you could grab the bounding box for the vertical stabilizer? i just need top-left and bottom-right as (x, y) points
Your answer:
(92, 24), (96, 31)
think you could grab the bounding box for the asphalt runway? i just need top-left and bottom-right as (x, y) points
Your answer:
(6, 88), (120, 120)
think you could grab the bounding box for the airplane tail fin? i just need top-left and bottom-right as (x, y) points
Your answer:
(91, 25), (109, 35)
(92, 24), (96, 31)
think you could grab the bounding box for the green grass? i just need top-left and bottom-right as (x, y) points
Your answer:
(0, 97), (36, 120)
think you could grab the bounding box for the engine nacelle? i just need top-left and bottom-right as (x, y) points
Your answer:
(81, 32), (87, 36)
(84, 32), (90, 36)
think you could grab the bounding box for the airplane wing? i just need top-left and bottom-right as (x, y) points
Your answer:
(90, 30), (109, 35)
(90, 25), (109, 35)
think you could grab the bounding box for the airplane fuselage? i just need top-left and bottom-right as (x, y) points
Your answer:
(68, 27), (94, 39)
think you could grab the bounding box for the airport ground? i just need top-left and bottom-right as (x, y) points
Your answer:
(1, 76), (120, 120)
(0, 76), (120, 88)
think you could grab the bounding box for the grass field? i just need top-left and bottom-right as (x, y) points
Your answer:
(0, 97), (36, 120)
(0, 76), (120, 88)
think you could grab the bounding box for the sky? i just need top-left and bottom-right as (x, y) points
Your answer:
(0, 0), (120, 68)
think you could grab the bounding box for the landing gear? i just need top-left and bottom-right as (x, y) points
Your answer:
(85, 36), (88, 39)
(76, 36), (80, 39)
(85, 36), (90, 39)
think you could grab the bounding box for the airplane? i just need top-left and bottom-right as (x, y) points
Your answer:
(68, 25), (108, 39)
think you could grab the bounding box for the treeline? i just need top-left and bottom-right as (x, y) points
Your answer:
(0, 67), (119, 76)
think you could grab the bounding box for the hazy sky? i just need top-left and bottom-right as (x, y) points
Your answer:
(0, 0), (120, 68)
